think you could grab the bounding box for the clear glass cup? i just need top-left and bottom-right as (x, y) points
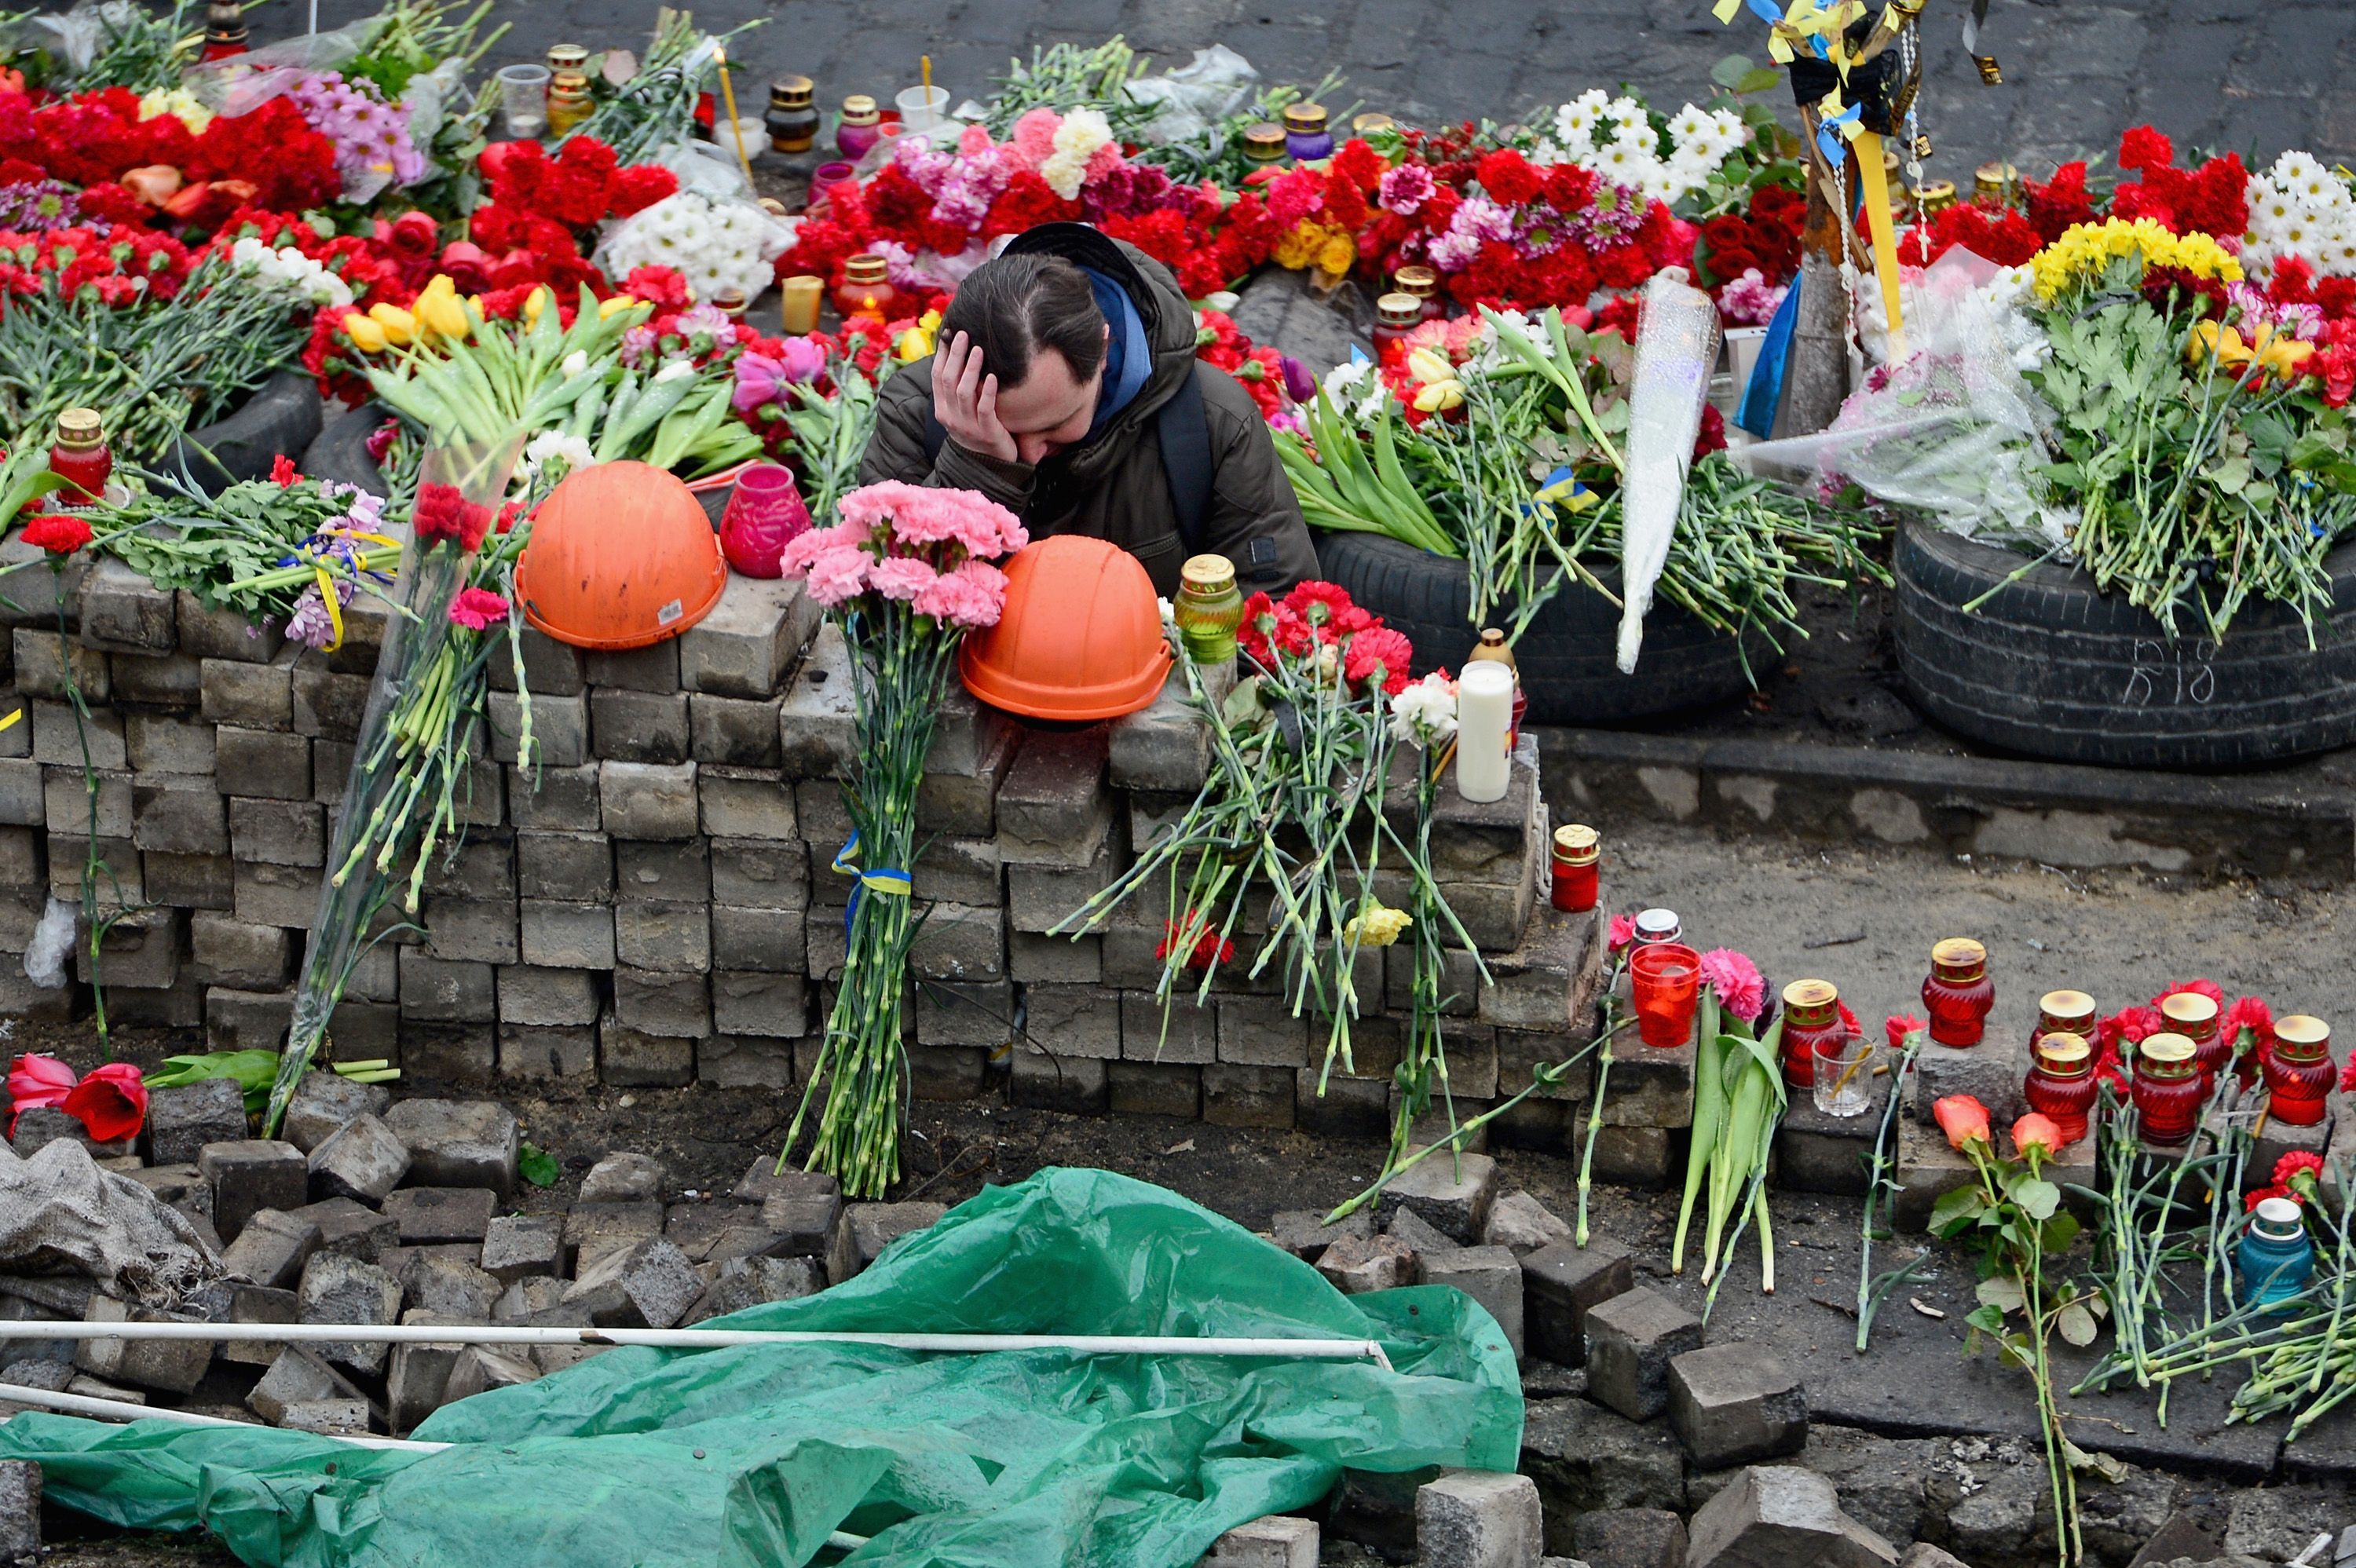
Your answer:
(1628, 942), (1700, 1050)
(895, 85), (951, 135)
(497, 64), (551, 140)
(1812, 1034), (1874, 1117)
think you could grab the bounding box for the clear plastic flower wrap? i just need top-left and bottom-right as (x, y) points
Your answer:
(1616, 272), (1720, 672)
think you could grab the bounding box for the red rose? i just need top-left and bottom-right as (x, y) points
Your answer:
(386, 209), (438, 258)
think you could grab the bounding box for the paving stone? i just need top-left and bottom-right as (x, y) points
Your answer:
(1200, 1062), (1294, 1128)
(382, 1099), (518, 1201)
(219, 1281), (299, 1367)
(1421, 1244), (1524, 1358)
(580, 1151), (669, 1204)
(1377, 1149), (1498, 1243)
(1895, 1547), (1970, 1568)
(684, 1255), (825, 1323)
(1572, 1507), (1685, 1568)
(1685, 1466), (1897, 1568)
(440, 1345), (540, 1405)
(145, 1078), (248, 1165)
(562, 1200), (665, 1269)
(306, 1114), (412, 1204)
(1484, 1190), (1575, 1257)
(1270, 1208), (1373, 1263)
(296, 1254), (402, 1376)
(276, 1198), (389, 1266)
(1909, 1033), (2029, 1126)
(386, 1311), (470, 1434)
(247, 1347), (368, 1425)
(382, 1186), (497, 1245)
(1315, 1232), (1414, 1295)
(1106, 1059), (1200, 1117)
(1583, 1287), (1703, 1422)
(562, 1237), (702, 1329)
(519, 900), (616, 969)
(1009, 1044), (1109, 1115)
(0, 1456), (37, 1563)
(493, 1276), (570, 1323)
(198, 1139), (309, 1244)
(1417, 1470), (1543, 1568)
(731, 1158), (840, 1207)
(478, 1215), (562, 1286)
(1197, 1514), (1319, 1568)
(828, 1201), (947, 1284)
(220, 1207), (320, 1291)
(757, 1188), (844, 1258)
(397, 1252), (501, 1320)
(599, 759), (700, 839)
(1520, 1241), (1633, 1368)
(74, 1298), (214, 1394)
(1668, 1343), (1808, 1471)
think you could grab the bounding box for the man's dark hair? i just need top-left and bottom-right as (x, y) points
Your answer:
(938, 251), (1107, 388)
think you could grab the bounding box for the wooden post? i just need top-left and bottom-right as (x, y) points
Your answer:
(1776, 127), (1855, 438)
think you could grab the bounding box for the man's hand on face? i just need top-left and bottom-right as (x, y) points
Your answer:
(933, 331), (1019, 464)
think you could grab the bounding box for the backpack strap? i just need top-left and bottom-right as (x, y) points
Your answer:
(920, 367), (1216, 555)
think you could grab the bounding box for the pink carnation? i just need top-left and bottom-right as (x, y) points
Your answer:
(838, 481), (1026, 557)
(777, 521), (871, 577)
(913, 557), (1009, 627)
(868, 555), (939, 602)
(958, 122), (994, 158)
(803, 546), (872, 608)
(1379, 164), (1434, 216)
(1009, 108), (1059, 166)
(1697, 947), (1765, 1023)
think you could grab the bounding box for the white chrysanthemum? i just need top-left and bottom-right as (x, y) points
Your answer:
(1554, 89), (1609, 147)
(1666, 104), (1714, 148)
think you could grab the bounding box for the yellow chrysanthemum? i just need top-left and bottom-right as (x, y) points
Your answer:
(2029, 217), (2244, 305)
(1273, 220), (1338, 272)
(1315, 232), (1356, 277)
(137, 88), (214, 133)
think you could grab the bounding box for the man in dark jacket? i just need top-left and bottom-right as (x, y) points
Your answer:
(857, 223), (1319, 598)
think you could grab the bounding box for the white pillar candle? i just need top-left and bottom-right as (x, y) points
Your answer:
(1454, 662), (1514, 804)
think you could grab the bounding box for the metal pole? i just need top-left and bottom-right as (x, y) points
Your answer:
(0, 1382), (875, 1553)
(0, 1324), (1395, 1371)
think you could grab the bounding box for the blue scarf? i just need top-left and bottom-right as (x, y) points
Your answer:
(1080, 265), (1153, 443)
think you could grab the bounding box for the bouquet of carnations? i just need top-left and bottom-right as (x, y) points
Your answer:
(777, 481), (1028, 1197)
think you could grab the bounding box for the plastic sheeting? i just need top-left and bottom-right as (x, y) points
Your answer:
(1617, 274), (1721, 673)
(0, 1168), (1520, 1568)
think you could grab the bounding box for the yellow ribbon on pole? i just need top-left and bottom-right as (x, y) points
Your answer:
(1851, 130), (1907, 353)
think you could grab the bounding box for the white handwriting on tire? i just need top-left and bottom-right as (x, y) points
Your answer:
(2123, 641), (2218, 707)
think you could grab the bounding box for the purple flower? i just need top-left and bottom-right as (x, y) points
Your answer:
(285, 585), (335, 649)
(1279, 355), (1314, 404)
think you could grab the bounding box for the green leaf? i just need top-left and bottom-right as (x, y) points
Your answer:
(1975, 1276), (2025, 1314)
(1735, 67), (1783, 94)
(2013, 1178), (2060, 1221)
(2056, 1301), (2098, 1347)
(2040, 1212), (2081, 1252)
(1928, 1185), (1984, 1234)
(1709, 53), (1754, 90)
(518, 1143), (560, 1189)
(1220, 675), (1266, 731)
(1964, 1303), (2006, 1335)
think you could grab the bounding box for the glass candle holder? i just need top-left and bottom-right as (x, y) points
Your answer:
(766, 75), (819, 153)
(719, 463), (811, 578)
(2264, 1014), (2334, 1127)
(545, 69), (594, 137)
(1549, 824), (1598, 914)
(1242, 122), (1287, 164)
(1374, 292), (1421, 359)
(1393, 264), (1442, 320)
(2132, 1033), (2204, 1146)
(1813, 1034), (1874, 1117)
(778, 274), (825, 336)
(1283, 102), (1334, 161)
(2032, 989), (2096, 1051)
(1780, 978), (1844, 1089)
(1631, 908), (1681, 947)
(496, 64), (551, 140)
(1921, 937), (1993, 1047)
(834, 254), (894, 320)
(1173, 553), (1244, 666)
(49, 408), (112, 502)
(1629, 942), (1701, 1050)
(837, 95), (881, 159)
(2024, 1031), (2098, 1146)
(2237, 1196), (2314, 1311)
(2160, 992), (2224, 1089)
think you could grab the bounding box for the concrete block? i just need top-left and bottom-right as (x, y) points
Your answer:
(599, 760), (700, 839)
(0, 1458), (35, 1564)
(247, 1347), (367, 1425)
(132, 780), (226, 856)
(1585, 1287), (1703, 1421)
(712, 970), (809, 1038)
(277, 1073), (392, 1157)
(497, 1024), (598, 1082)
(711, 838), (807, 909)
(1022, 984), (1121, 1061)
(684, 1255), (825, 1323)
(507, 762), (600, 831)
(382, 1098), (518, 1200)
(996, 726), (1110, 867)
(1668, 1343), (1809, 1469)
(1484, 1191), (1573, 1257)
(1270, 1209), (1374, 1263)
(397, 1251), (500, 1319)
(1910, 1034), (2029, 1127)
(517, 832), (613, 903)
(201, 657), (294, 731)
(584, 639), (679, 693)
(1123, 992), (1213, 1064)
(1216, 994), (1312, 1069)
(497, 964), (599, 1028)
(383, 1186), (497, 1244)
(228, 796), (325, 868)
(32, 701), (124, 769)
(600, 1014), (698, 1085)
(1683, 1466), (1897, 1568)
(145, 1077), (248, 1166)
(1521, 1240), (1633, 1366)
(591, 687), (691, 764)
(612, 968), (710, 1037)
(75, 903), (177, 989)
(690, 694), (785, 768)
(198, 1139), (309, 1243)
(1012, 930), (1102, 984)
(1572, 1507), (1687, 1568)
(518, 901), (615, 969)
(1378, 1149), (1498, 1243)
(699, 768), (795, 840)
(15, 625), (108, 700)
(1415, 1470), (1543, 1568)
(485, 688), (587, 768)
(1421, 1244), (1524, 1358)
(680, 576), (812, 696)
(144, 851), (232, 912)
(1107, 1060), (1201, 1118)
(442, 1345), (540, 1403)
(421, 897), (520, 966)
(201, 987), (291, 1052)
(68, 1298), (211, 1395)
(1202, 1062), (1295, 1128)
(1008, 1044), (1109, 1114)
(1479, 905), (1603, 1036)
(562, 1237), (703, 1329)
(1774, 1076), (1889, 1196)
(291, 1197), (396, 1264)
(479, 1215), (562, 1287)
(291, 667), (370, 740)
(44, 765), (131, 839)
(219, 1207), (321, 1291)
(488, 625), (586, 696)
(697, 1033), (796, 1088)
(386, 1314), (468, 1433)
(398, 948), (496, 1022)
(1314, 1232), (1414, 1294)
(615, 901), (711, 973)
(0, 761), (38, 828)
(1107, 667), (1207, 792)
(916, 722), (1012, 837)
(1198, 1514), (1318, 1568)
(189, 913), (291, 991)
(306, 1114), (411, 1204)
(831, 1202), (946, 1283)
(174, 591), (275, 661)
(404, 1023), (496, 1084)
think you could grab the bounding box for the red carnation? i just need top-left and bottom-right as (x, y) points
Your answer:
(610, 163), (679, 217)
(1476, 148), (1542, 208)
(412, 481), (495, 553)
(2117, 125), (2173, 174)
(1344, 625), (1415, 694)
(20, 514), (91, 553)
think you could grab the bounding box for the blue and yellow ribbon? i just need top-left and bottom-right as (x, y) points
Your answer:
(832, 831), (911, 942)
(276, 528), (400, 652)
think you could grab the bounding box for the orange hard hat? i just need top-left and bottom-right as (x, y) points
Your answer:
(516, 461), (727, 650)
(959, 534), (1171, 720)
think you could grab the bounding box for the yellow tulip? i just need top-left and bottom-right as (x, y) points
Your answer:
(598, 294), (642, 320)
(416, 290), (469, 341)
(2188, 320), (2316, 382)
(366, 302), (415, 346)
(524, 287), (551, 323)
(897, 327), (934, 363)
(1412, 377), (1465, 413)
(1406, 347), (1456, 386)
(341, 313), (387, 353)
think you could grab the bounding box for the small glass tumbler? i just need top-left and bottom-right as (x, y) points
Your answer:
(719, 463), (811, 578)
(1629, 942), (1701, 1050)
(497, 64), (551, 140)
(1812, 1034), (1875, 1117)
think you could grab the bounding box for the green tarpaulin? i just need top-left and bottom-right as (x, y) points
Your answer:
(0, 1168), (1522, 1567)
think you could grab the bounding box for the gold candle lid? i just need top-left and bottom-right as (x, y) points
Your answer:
(1912, 178), (1959, 214)
(1352, 111), (1395, 133)
(2040, 989), (2095, 1018)
(841, 94), (879, 125)
(1282, 102), (1328, 133)
(1552, 824), (1598, 865)
(843, 252), (889, 284)
(1376, 291), (1422, 327)
(1783, 978), (1838, 1010)
(770, 75), (814, 109)
(1974, 159), (2018, 196)
(2275, 1014), (2331, 1047)
(550, 68), (590, 93)
(2139, 1033), (2196, 1065)
(1465, 627), (1515, 668)
(2160, 992), (2218, 1027)
(1393, 264), (1438, 298)
(1180, 554), (1235, 590)
(546, 43), (588, 71)
(55, 408), (102, 447)
(2037, 1031), (2091, 1065)
(1242, 122), (1286, 159)
(1931, 937), (1986, 968)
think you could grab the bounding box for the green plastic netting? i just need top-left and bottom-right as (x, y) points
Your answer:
(0, 1168), (1523, 1567)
